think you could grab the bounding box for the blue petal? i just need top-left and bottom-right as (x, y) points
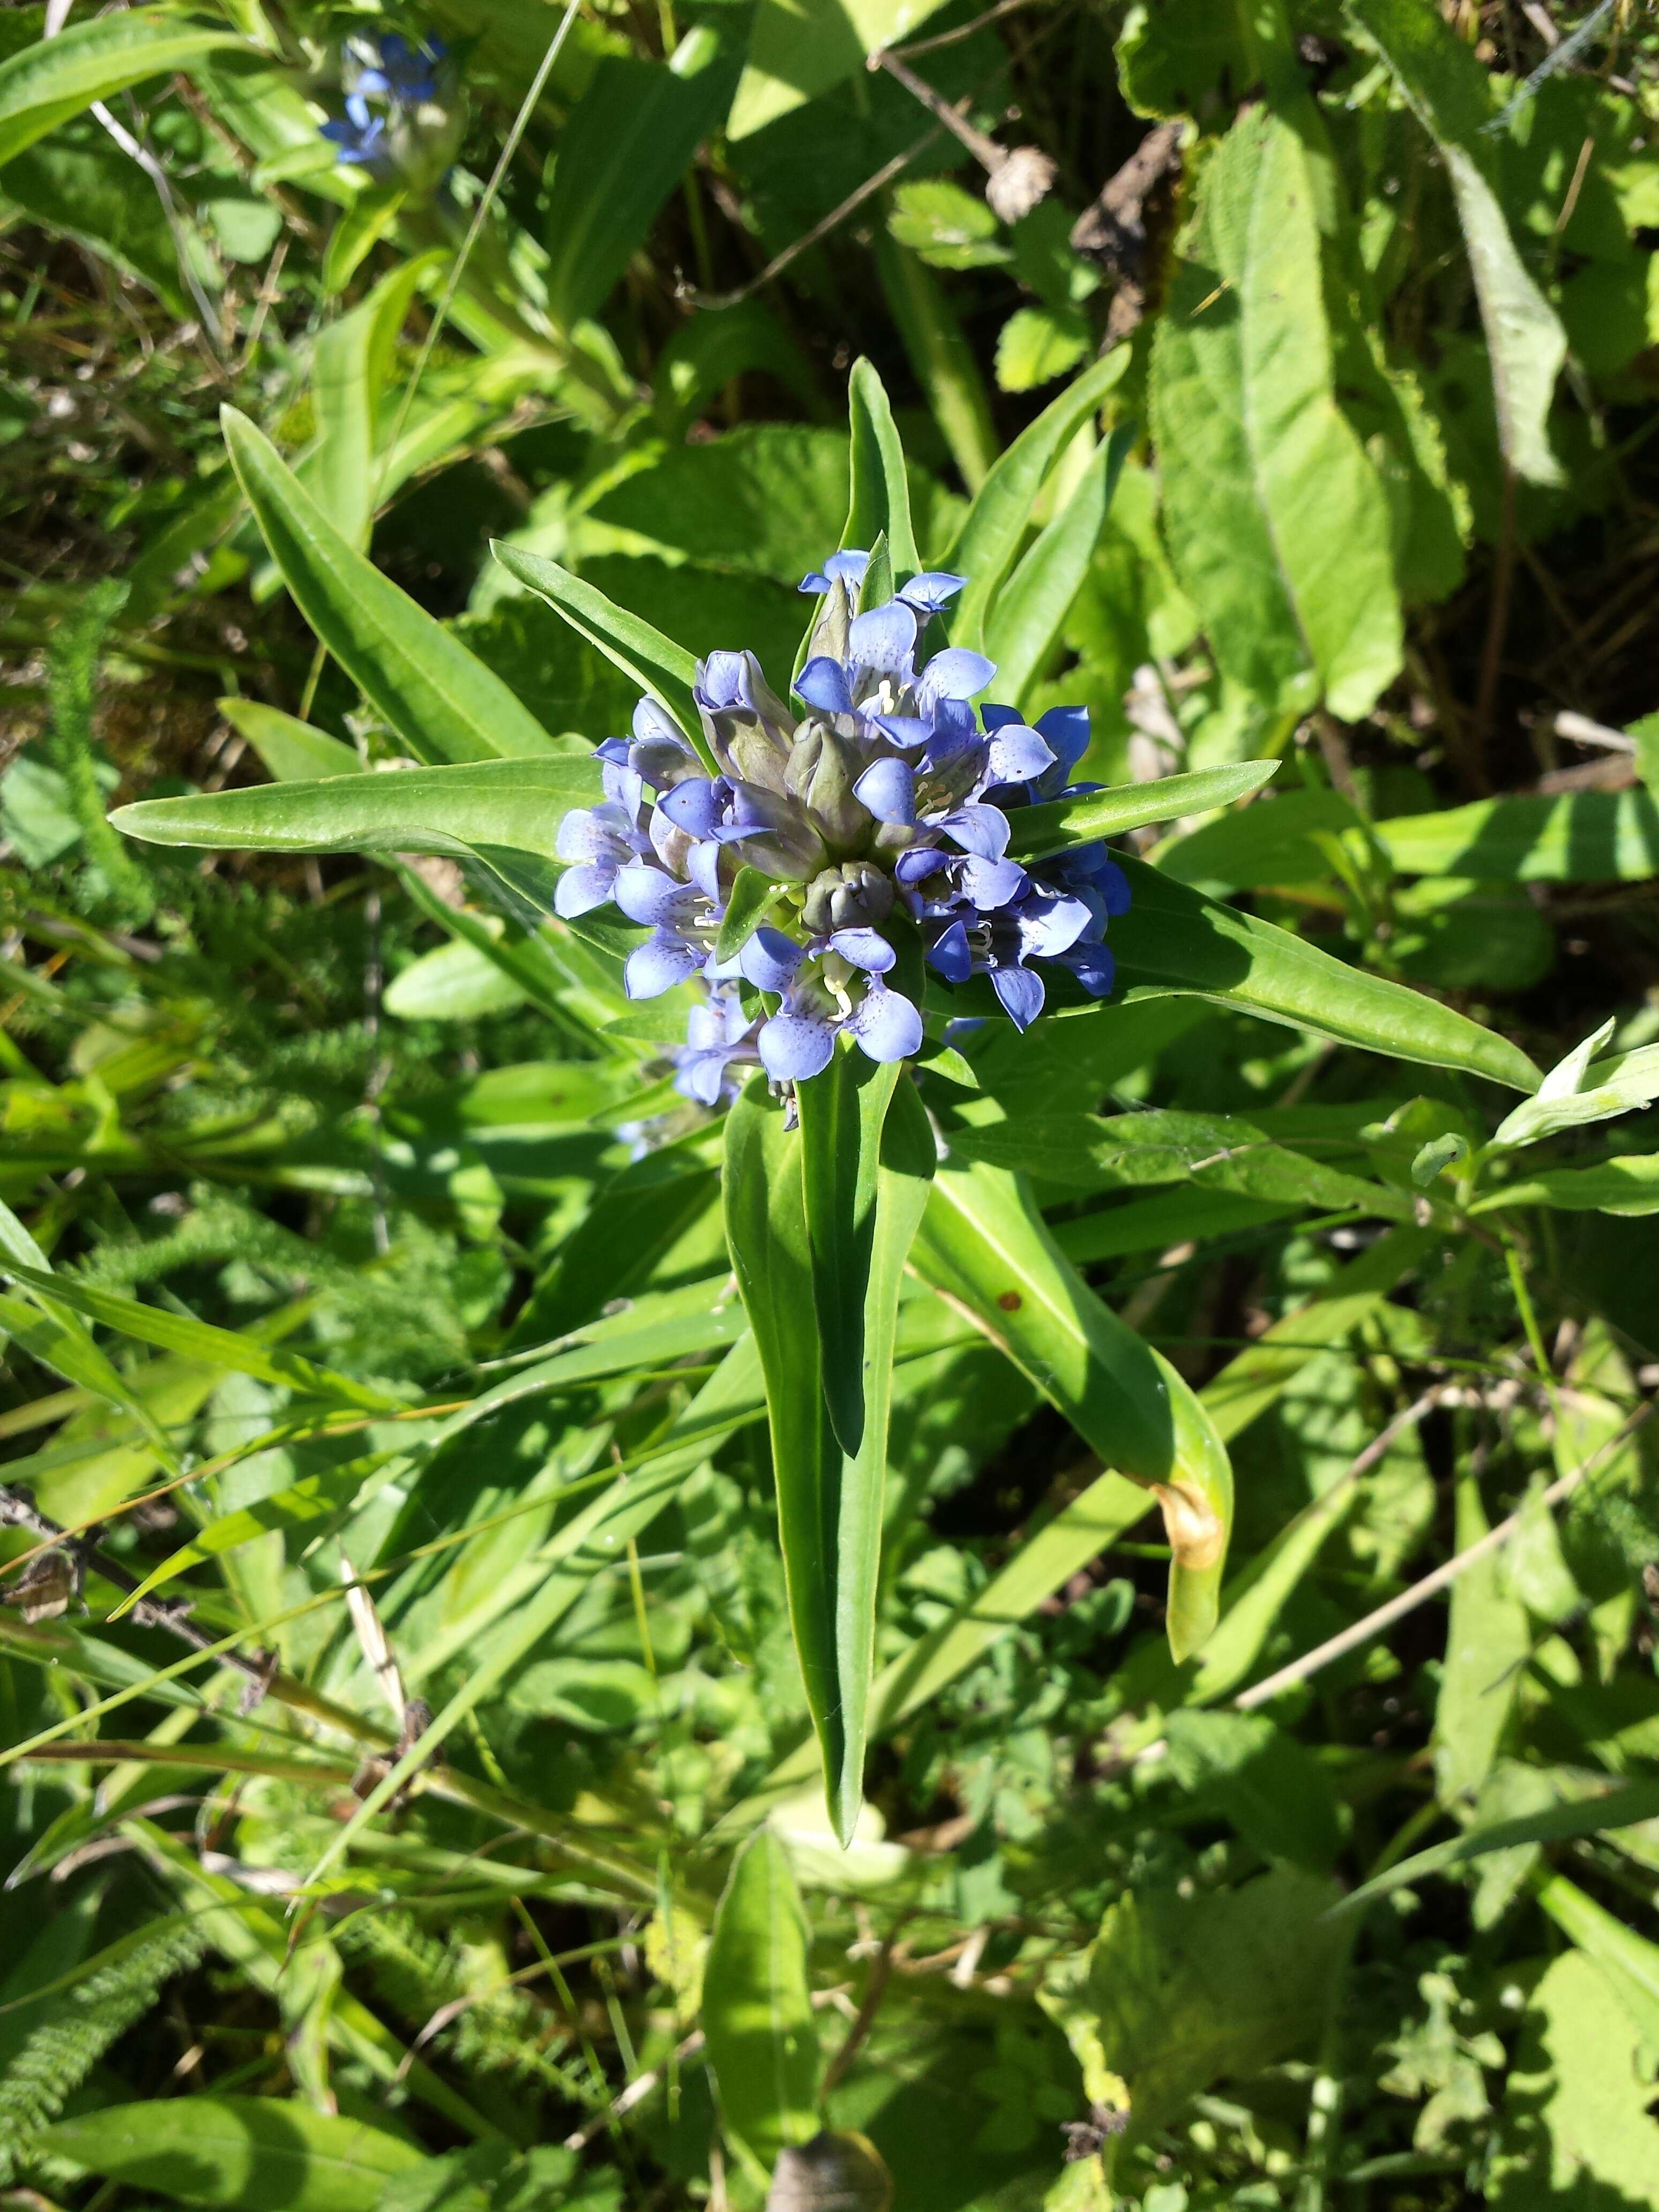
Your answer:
(759, 1011), (836, 1082)
(656, 778), (724, 839)
(927, 919), (973, 982)
(980, 703), (1022, 732)
(685, 840), (723, 903)
(595, 737), (632, 766)
(675, 1052), (728, 1107)
(895, 845), (948, 887)
(985, 723), (1056, 785)
(827, 927), (894, 973)
(1035, 704), (1092, 777)
(898, 571), (966, 615)
(1017, 891), (1093, 959)
(853, 757), (917, 826)
(739, 926), (804, 995)
(959, 855), (1028, 910)
(991, 965), (1045, 1029)
(917, 647), (995, 706)
(847, 982), (923, 1063)
(613, 864), (700, 928)
(625, 931), (703, 1000)
(1059, 943), (1116, 997)
(848, 600), (918, 675)
(695, 649), (753, 712)
(633, 695), (685, 747)
(871, 714), (934, 750)
(936, 803), (1011, 860)
(554, 863), (616, 918)
(794, 657), (854, 715)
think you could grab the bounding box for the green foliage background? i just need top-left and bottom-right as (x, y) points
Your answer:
(3, 2), (1659, 2207)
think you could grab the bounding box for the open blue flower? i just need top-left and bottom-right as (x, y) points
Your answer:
(320, 93), (388, 169)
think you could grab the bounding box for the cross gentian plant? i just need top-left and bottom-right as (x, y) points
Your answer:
(552, 554), (1129, 1100)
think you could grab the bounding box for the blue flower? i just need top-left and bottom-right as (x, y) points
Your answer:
(549, 549), (1129, 1093)
(321, 94), (389, 170)
(356, 33), (446, 106)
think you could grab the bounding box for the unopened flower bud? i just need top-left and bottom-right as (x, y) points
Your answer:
(787, 726), (867, 851)
(802, 861), (895, 936)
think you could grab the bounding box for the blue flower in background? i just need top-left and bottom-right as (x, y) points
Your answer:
(323, 32), (451, 173)
(356, 32), (446, 105)
(549, 551), (1129, 1094)
(320, 93), (389, 170)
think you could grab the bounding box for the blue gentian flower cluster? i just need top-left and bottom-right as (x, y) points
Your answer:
(554, 555), (1129, 1102)
(322, 33), (447, 170)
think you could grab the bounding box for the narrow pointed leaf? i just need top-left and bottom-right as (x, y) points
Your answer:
(910, 1150), (1233, 1658)
(845, 356), (918, 578)
(946, 349), (1131, 657)
(112, 757), (600, 858)
(0, 12), (249, 169)
(984, 423), (1133, 709)
(221, 409), (556, 763)
(1006, 761), (1281, 859)
(488, 543), (707, 759)
(218, 699), (360, 783)
(715, 866), (788, 963)
(701, 1829), (819, 2170)
(1109, 855), (1541, 1093)
(724, 1073), (935, 1839)
(796, 1053), (897, 1458)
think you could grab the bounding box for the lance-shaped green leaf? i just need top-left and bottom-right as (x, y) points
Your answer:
(488, 542), (707, 761)
(1488, 1020), (1659, 1149)
(1109, 855), (1541, 1093)
(715, 866), (788, 964)
(0, 11), (249, 169)
(1472, 1156), (1659, 1219)
(795, 1053), (898, 1458)
(701, 1828), (819, 2176)
(544, 31), (732, 328)
(946, 348), (1130, 657)
(727, 0), (951, 138)
(304, 253), (438, 547)
(1006, 761), (1281, 861)
(1373, 789), (1659, 882)
(724, 1070), (935, 1841)
(220, 409), (556, 763)
(843, 357), (918, 578)
(111, 757), (600, 860)
(1334, 1776), (1659, 1918)
(218, 700), (360, 783)
(1150, 106), (1402, 719)
(910, 1150), (1233, 1659)
(1348, 0), (1565, 487)
(39, 2097), (422, 2212)
(984, 424), (1133, 709)
(1, 1262), (401, 1415)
